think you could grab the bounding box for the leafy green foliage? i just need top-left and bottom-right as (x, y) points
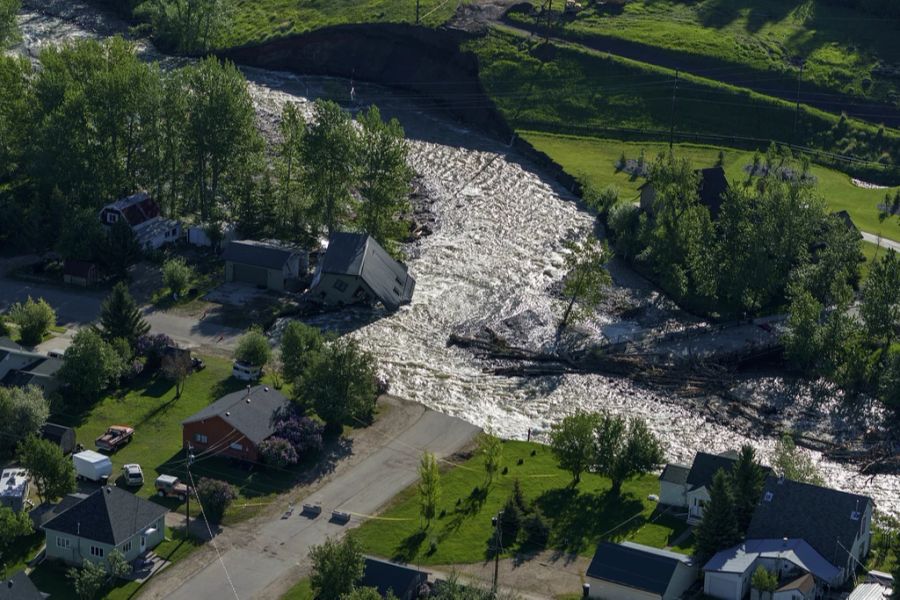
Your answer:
(68, 559), (107, 600)
(280, 321), (325, 383)
(195, 477), (237, 524)
(550, 411), (600, 484)
(418, 451), (441, 528)
(0, 504), (33, 568)
(730, 445), (765, 533)
(142, 0), (224, 53)
(59, 329), (126, 403)
(107, 549), (132, 579)
(751, 566), (779, 593)
(477, 431), (504, 488)
(234, 326), (271, 368)
(161, 351), (192, 398)
(0, 0), (19, 49)
(860, 250), (900, 347)
(99, 282), (150, 346)
(772, 434), (824, 486)
(0, 386), (49, 456)
(161, 257), (195, 298)
(695, 470), (740, 561)
(9, 296), (56, 346)
(309, 536), (365, 600)
(593, 413), (664, 495)
(560, 239), (611, 329)
(17, 435), (76, 503)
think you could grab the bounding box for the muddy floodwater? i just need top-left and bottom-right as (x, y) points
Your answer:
(18, 0), (900, 514)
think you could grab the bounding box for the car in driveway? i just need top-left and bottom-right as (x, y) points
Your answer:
(122, 464), (144, 486)
(155, 475), (190, 501)
(95, 425), (134, 452)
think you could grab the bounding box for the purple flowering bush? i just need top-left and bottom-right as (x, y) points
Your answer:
(259, 437), (299, 468)
(259, 411), (324, 468)
(136, 333), (174, 369)
(195, 478), (238, 524)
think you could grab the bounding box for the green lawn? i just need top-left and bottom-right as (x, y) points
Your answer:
(506, 0), (899, 109)
(281, 578), (314, 600)
(28, 530), (202, 600)
(352, 441), (690, 565)
(470, 29), (899, 179)
(521, 131), (900, 243)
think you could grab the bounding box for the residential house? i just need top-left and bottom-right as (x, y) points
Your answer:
(0, 338), (62, 394)
(360, 556), (428, 600)
(222, 240), (307, 292)
(659, 450), (744, 523)
(585, 541), (697, 600)
(0, 570), (43, 600)
(181, 385), (289, 463)
(63, 259), (100, 287)
(309, 232), (415, 311)
(703, 477), (873, 600)
(40, 423), (77, 455)
(0, 468), (29, 513)
(847, 581), (893, 600)
(42, 486), (167, 566)
(640, 166), (729, 220)
(99, 191), (181, 251)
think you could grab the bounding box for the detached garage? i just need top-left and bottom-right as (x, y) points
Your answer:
(585, 541), (698, 600)
(223, 240), (307, 291)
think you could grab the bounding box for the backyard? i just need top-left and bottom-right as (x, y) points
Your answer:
(352, 440), (693, 566)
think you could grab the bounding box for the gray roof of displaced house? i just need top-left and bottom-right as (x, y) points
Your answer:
(319, 232), (415, 310)
(586, 541), (692, 595)
(42, 487), (167, 546)
(0, 570), (43, 600)
(182, 385), (289, 445)
(223, 240), (298, 271)
(659, 463), (690, 485)
(703, 538), (841, 583)
(685, 451), (739, 490)
(746, 476), (872, 568)
(361, 557), (427, 598)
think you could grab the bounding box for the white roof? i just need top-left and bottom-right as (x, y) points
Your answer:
(704, 539), (842, 584)
(0, 468), (28, 498)
(156, 474), (178, 484)
(73, 450), (111, 464)
(848, 583), (891, 600)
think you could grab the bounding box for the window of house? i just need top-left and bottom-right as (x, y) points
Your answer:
(194, 433), (208, 444)
(90, 546), (104, 557)
(333, 279), (348, 292)
(106, 212), (119, 224)
(123, 541), (132, 553)
(230, 442), (243, 451)
(57, 537), (70, 548)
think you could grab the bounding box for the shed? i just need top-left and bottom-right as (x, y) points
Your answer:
(41, 423), (77, 455)
(586, 541), (697, 600)
(63, 259), (99, 287)
(223, 240), (306, 291)
(360, 556), (428, 600)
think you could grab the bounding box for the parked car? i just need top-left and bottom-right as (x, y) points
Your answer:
(232, 360), (261, 381)
(122, 464), (144, 486)
(95, 425), (134, 452)
(46, 349), (66, 359)
(73, 450), (113, 483)
(155, 475), (190, 501)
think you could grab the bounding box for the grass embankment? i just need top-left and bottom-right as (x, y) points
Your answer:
(506, 0), (899, 109)
(521, 132), (900, 243)
(469, 29), (900, 179)
(353, 441), (692, 565)
(281, 578), (314, 600)
(55, 356), (301, 525)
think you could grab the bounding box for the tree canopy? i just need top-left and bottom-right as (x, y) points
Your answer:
(99, 282), (149, 346)
(309, 536), (365, 600)
(0, 386), (49, 456)
(17, 435), (76, 503)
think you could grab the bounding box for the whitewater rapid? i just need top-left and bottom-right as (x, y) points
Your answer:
(17, 0), (900, 514)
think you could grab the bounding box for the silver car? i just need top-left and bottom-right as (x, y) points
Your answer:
(122, 463), (144, 486)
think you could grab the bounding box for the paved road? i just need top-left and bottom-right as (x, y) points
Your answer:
(147, 409), (479, 600)
(143, 310), (242, 351)
(862, 232), (900, 254)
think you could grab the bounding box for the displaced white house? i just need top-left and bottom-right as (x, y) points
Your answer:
(99, 192), (181, 251)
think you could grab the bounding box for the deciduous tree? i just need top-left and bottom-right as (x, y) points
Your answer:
(593, 413), (664, 495)
(772, 434), (823, 485)
(280, 321), (324, 383)
(0, 0), (19, 49)
(559, 239), (610, 331)
(161, 352), (192, 398)
(418, 451), (440, 528)
(17, 435), (76, 503)
(59, 329), (126, 402)
(234, 326), (271, 368)
(9, 296), (56, 346)
(0, 504), (33, 567)
(860, 249), (900, 349)
(550, 411), (600, 485)
(161, 257), (194, 298)
(309, 536), (365, 600)
(69, 559), (108, 600)
(0, 386), (49, 455)
(195, 477), (237, 524)
(477, 431), (503, 488)
(297, 337), (377, 429)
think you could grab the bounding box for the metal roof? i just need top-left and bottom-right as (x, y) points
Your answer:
(586, 541), (692, 595)
(703, 539), (842, 584)
(223, 240), (300, 271)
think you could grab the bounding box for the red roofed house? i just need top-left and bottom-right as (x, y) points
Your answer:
(99, 191), (181, 251)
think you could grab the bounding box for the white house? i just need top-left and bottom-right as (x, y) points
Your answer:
(659, 451), (744, 524)
(703, 477), (874, 600)
(99, 191), (181, 251)
(585, 541), (697, 600)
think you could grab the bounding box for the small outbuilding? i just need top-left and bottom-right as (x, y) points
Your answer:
(360, 556), (428, 600)
(309, 232), (415, 311)
(223, 240), (307, 291)
(63, 259), (100, 287)
(0, 468), (29, 513)
(585, 541), (697, 600)
(41, 423), (77, 455)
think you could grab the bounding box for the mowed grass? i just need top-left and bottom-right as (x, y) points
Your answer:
(281, 578), (314, 600)
(521, 131), (900, 243)
(507, 0), (899, 107)
(218, 0), (462, 47)
(29, 530), (202, 600)
(470, 29), (899, 174)
(352, 441), (690, 565)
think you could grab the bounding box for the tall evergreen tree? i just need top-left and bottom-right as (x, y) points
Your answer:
(730, 445), (765, 532)
(99, 282), (149, 345)
(695, 469), (740, 561)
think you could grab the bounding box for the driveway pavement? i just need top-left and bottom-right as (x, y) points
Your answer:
(862, 232), (900, 254)
(143, 409), (479, 600)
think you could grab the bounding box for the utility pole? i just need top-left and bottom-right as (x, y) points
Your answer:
(793, 61), (804, 143)
(186, 444), (194, 535)
(669, 69), (679, 150)
(491, 511), (503, 595)
(416, 0), (420, 25)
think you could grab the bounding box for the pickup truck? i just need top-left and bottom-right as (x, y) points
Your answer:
(155, 475), (190, 502)
(95, 426), (134, 452)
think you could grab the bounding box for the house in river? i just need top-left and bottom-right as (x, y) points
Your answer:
(308, 232), (415, 311)
(99, 191), (181, 251)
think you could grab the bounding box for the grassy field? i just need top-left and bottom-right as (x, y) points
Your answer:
(352, 441), (691, 565)
(470, 29), (899, 178)
(506, 0), (899, 108)
(521, 131), (900, 243)
(281, 578), (313, 600)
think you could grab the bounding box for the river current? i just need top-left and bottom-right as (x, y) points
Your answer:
(16, 0), (900, 514)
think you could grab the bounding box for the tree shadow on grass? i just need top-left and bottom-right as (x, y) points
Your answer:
(392, 529), (427, 562)
(536, 487), (645, 555)
(440, 484), (490, 540)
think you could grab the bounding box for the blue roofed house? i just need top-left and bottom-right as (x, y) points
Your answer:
(703, 477), (873, 600)
(585, 541), (698, 600)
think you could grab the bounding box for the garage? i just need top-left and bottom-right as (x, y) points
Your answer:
(704, 572), (742, 600)
(231, 262), (269, 287)
(585, 541), (698, 600)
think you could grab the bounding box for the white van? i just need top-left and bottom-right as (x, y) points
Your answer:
(232, 360), (262, 381)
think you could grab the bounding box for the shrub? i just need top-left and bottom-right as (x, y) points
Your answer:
(272, 412), (324, 456)
(499, 496), (521, 544)
(161, 257), (194, 298)
(523, 509), (550, 547)
(9, 296), (56, 346)
(258, 437), (299, 468)
(235, 326), (271, 367)
(195, 477), (237, 524)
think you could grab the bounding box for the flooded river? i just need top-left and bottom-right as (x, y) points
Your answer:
(17, 0), (900, 513)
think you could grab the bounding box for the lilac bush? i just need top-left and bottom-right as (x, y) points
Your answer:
(259, 410), (324, 468)
(136, 333), (174, 369)
(258, 437), (299, 468)
(195, 478), (238, 524)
